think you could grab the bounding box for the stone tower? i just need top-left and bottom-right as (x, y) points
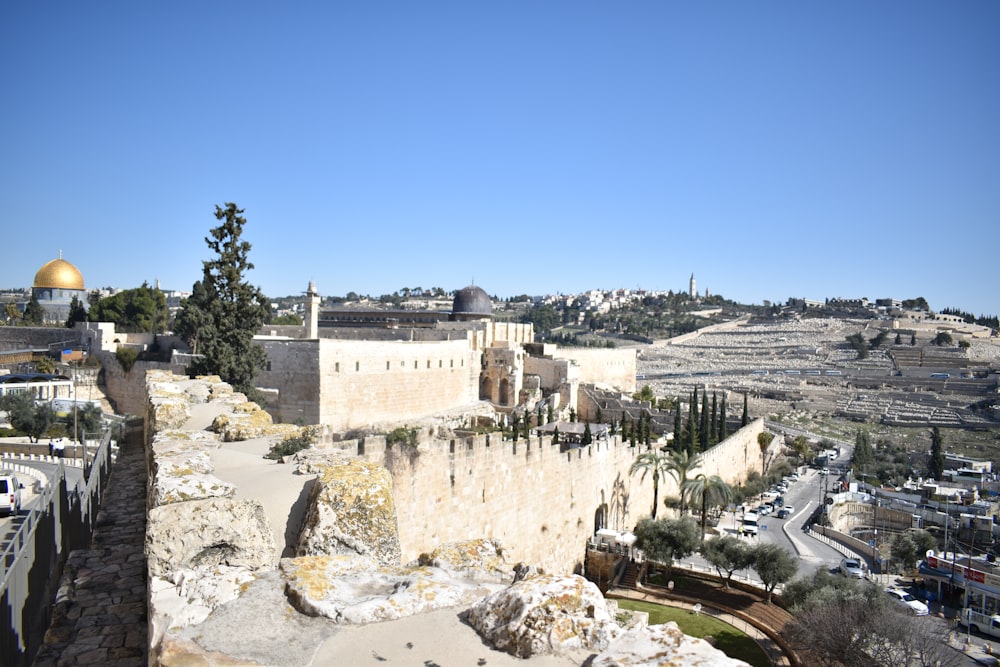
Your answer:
(305, 280), (320, 339)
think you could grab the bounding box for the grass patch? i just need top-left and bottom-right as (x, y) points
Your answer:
(615, 598), (770, 667)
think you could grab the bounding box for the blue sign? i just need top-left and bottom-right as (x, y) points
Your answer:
(760, 524), (767, 531)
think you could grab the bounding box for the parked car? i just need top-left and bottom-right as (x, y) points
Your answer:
(782, 505), (795, 515)
(839, 557), (866, 579)
(776, 508), (790, 519)
(886, 588), (929, 616)
(0, 472), (24, 517)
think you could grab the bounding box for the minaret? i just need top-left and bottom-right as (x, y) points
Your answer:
(689, 273), (696, 299)
(304, 280), (320, 339)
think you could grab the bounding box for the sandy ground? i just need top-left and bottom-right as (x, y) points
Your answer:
(313, 608), (590, 667)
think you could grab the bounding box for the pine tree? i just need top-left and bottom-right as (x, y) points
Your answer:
(65, 295), (88, 328)
(175, 203), (270, 404)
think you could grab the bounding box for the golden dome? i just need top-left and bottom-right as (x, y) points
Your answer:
(34, 257), (85, 290)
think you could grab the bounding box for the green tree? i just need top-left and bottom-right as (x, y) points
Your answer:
(928, 427), (945, 480)
(702, 535), (754, 588)
(792, 435), (811, 462)
(751, 542), (798, 603)
(65, 295), (88, 328)
(698, 391), (710, 451)
(35, 356), (57, 374)
(890, 529), (938, 572)
(74, 404), (104, 442)
(631, 450), (671, 519)
(910, 333), (917, 345)
(633, 517), (700, 572)
(547, 404), (554, 424)
(582, 421), (592, 446)
(672, 404), (682, 446)
(932, 331), (953, 346)
(633, 384), (655, 403)
(511, 414), (519, 442)
(719, 393), (728, 440)
(741, 393), (749, 427)
(0, 392), (52, 442)
(175, 203), (270, 404)
(682, 474), (732, 542)
(846, 332), (869, 359)
(666, 450), (702, 515)
(23, 293), (44, 325)
(853, 430), (875, 472)
(894, 332), (902, 345)
(3, 302), (20, 325)
(88, 282), (169, 332)
(552, 426), (559, 446)
(270, 313), (302, 325)
(709, 392), (718, 446)
(757, 431), (775, 471)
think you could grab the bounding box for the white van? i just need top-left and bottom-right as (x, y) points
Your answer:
(0, 472), (24, 516)
(741, 513), (759, 536)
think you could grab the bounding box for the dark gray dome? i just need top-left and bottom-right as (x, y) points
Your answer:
(452, 285), (492, 317)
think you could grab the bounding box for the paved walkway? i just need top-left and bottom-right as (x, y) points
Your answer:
(32, 429), (147, 667)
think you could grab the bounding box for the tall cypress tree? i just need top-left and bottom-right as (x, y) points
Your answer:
(176, 203), (269, 404)
(719, 394), (728, 440)
(709, 392), (718, 446)
(699, 392), (710, 450)
(741, 393), (749, 427)
(673, 404), (682, 447)
(688, 396), (699, 454)
(928, 427), (945, 480)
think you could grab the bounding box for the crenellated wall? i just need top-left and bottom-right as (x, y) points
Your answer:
(356, 418), (766, 574)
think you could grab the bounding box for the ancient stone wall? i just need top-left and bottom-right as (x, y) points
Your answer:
(548, 347), (637, 393)
(358, 419), (765, 574)
(317, 338), (481, 431)
(0, 326), (79, 353)
(96, 351), (183, 416)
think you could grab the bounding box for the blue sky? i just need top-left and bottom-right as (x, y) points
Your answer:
(2, 2), (997, 315)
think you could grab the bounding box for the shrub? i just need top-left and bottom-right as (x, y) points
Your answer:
(116, 347), (139, 372)
(265, 431), (314, 461)
(386, 426), (418, 448)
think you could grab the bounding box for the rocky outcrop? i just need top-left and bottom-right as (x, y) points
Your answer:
(466, 573), (623, 658)
(295, 458), (400, 565)
(281, 554), (508, 623)
(146, 497), (276, 578)
(591, 623), (751, 666)
(210, 401), (299, 442)
(148, 432), (235, 505)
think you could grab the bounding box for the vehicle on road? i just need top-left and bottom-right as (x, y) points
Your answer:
(0, 472), (23, 517)
(962, 608), (1000, 637)
(776, 508), (790, 519)
(741, 513), (759, 536)
(839, 557), (866, 579)
(886, 588), (928, 616)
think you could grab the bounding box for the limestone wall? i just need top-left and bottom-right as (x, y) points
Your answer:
(317, 338), (481, 431)
(548, 347), (637, 393)
(358, 419), (765, 574)
(97, 351), (184, 416)
(258, 339), (321, 424)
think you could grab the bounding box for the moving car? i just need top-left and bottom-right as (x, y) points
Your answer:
(776, 508), (790, 519)
(0, 472), (23, 517)
(741, 513), (759, 536)
(839, 557), (866, 579)
(886, 588), (929, 616)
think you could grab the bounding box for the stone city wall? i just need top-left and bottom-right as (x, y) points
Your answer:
(358, 418), (766, 574)
(549, 347), (637, 394)
(317, 338), (481, 431)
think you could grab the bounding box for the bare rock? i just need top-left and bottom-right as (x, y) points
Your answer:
(466, 572), (622, 658)
(281, 556), (506, 623)
(210, 401), (299, 442)
(591, 622), (751, 666)
(296, 459), (400, 565)
(149, 565), (256, 637)
(415, 538), (512, 583)
(146, 497), (277, 578)
(166, 571), (335, 667)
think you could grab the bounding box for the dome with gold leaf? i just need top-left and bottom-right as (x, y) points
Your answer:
(34, 255), (85, 290)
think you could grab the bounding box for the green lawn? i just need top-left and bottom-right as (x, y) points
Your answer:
(615, 598), (771, 667)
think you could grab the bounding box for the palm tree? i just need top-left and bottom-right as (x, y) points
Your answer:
(630, 450), (671, 520)
(682, 474), (733, 542)
(665, 450), (702, 515)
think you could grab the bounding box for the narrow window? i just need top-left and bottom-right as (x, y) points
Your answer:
(335, 362), (340, 373)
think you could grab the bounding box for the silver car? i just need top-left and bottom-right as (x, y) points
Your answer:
(839, 557), (866, 579)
